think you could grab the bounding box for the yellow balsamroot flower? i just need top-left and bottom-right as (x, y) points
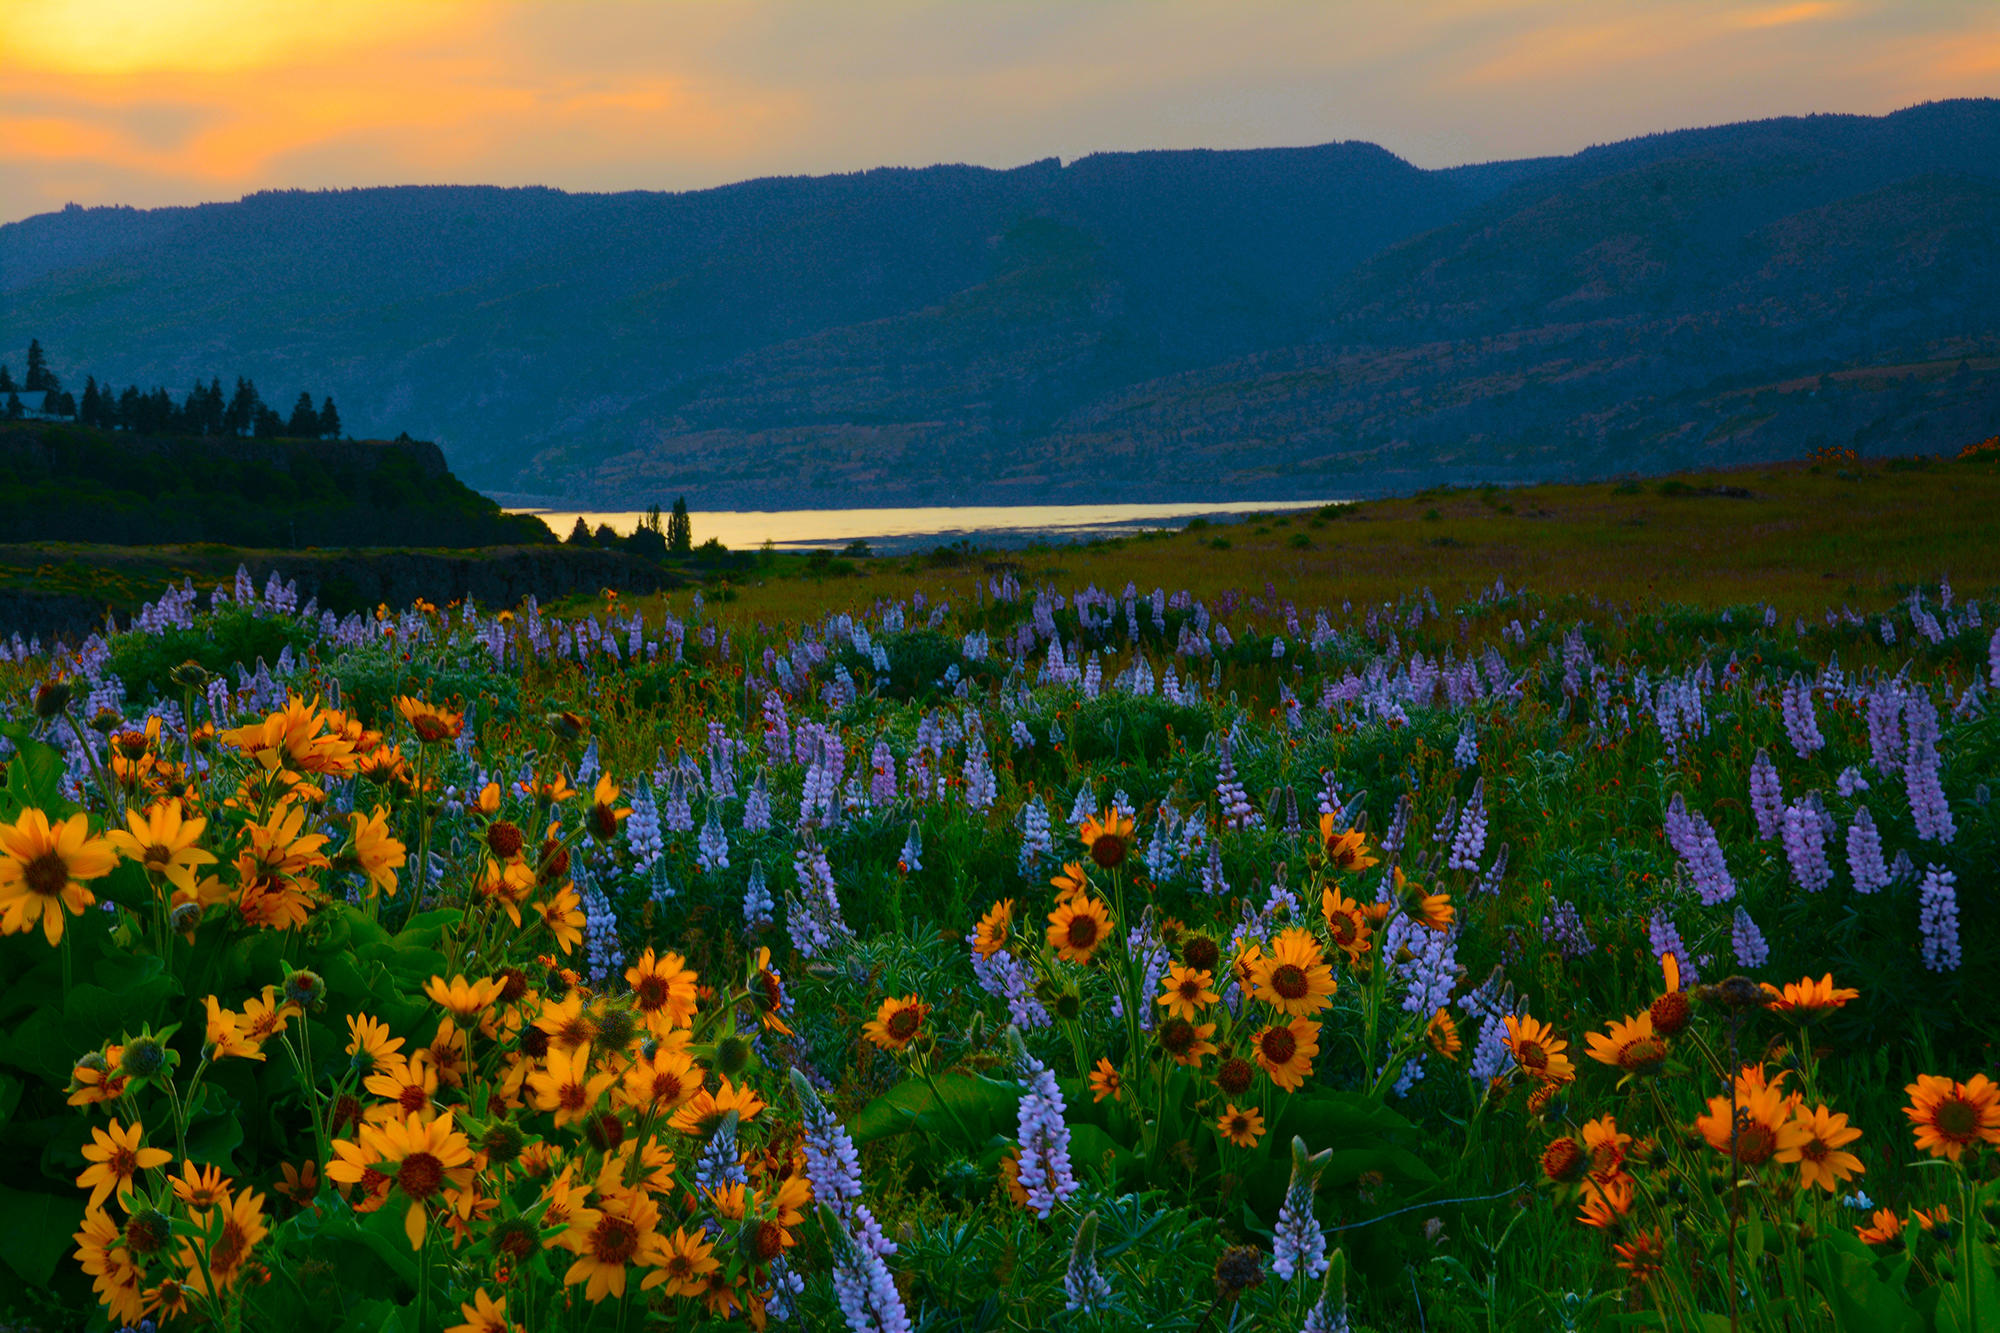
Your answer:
(1855, 1208), (1904, 1245)
(394, 695), (464, 744)
(220, 693), (358, 777)
(863, 994), (931, 1052)
(172, 1160), (231, 1209)
(669, 1078), (767, 1138)
(105, 798), (216, 881)
(1577, 1174), (1634, 1229)
(1156, 1017), (1219, 1067)
(1427, 1009), (1462, 1060)
(349, 806), (407, 899)
(445, 1287), (523, 1333)
(626, 948), (700, 1034)
(527, 1046), (617, 1129)
(1046, 895), (1113, 964)
(1317, 813), (1380, 873)
(1504, 1014), (1576, 1086)
(73, 1206), (142, 1326)
(1694, 1083), (1794, 1168)
(619, 1045), (702, 1114)
(1250, 927), (1337, 1018)
(1319, 887), (1372, 965)
(1904, 1073), (2000, 1162)
(204, 996), (267, 1062)
(1088, 1058), (1123, 1103)
(241, 800), (333, 881)
(365, 1052), (441, 1124)
(749, 947), (793, 1036)
(177, 1186), (270, 1298)
(588, 774), (629, 840)
(1777, 1104), (1865, 1192)
(425, 974), (504, 1025)
(1613, 1229), (1667, 1285)
(1585, 1012), (1669, 1076)
(1216, 1104), (1266, 1148)
(973, 899), (1016, 959)
(346, 1013), (407, 1077)
(1078, 808), (1134, 869)
(1761, 973), (1861, 1017)
(648, 1226), (721, 1298)
(538, 885), (586, 955)
(0, 808), (118, 945)
(236, 985), (299, 1044)
(1156, 963), (1219, 1022)
(1393, 868), (1454, 931)
(561, 1183), (671, 1302)
(329, 1111), (476, 1248)
(1049, 862), (1090, 904)
(1254, 1017), (1322, 1091)
(76, 1117), (172, 1209)
(478, 855), (536, 926)
(1579, 1115), (1632, 1186)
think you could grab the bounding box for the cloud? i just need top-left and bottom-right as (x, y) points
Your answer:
(2, 0), (1994, 223)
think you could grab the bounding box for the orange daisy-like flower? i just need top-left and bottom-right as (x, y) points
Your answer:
(204, 996), (267, 1062)
(1216, 1104), (1266, 1148)
(617, 1044), (702, 1114)
(445, 1288), (523, 1333)
(527, 1046), (618, 1129)
(1156, 963), (1219, 1021)
(1577, 1175), (1634, 1229)
(395, 695), (464, 744)
(1427, 1009), (1462, 1060)
(349, 805), (407, 899)
(1694, 1083), (1794, 1168)
(1504, 1014), (1576, 1085)
(1903, 1074), (2000, 1162)
(973, 899), (1016, 959)
(1855, 1208), (1904, 1246)
(1317, 814), (1380, 873)
(327, 1111), (476, 1249)
(424, 973), (504, 1025)
(1761, 973), (1860, 1017)
(172, 1160), (232, 1209)
(1394, 868), (1454, 931)
(1078, 808), (1134, 869)
(1613, 1229), (1666, 1283)
(644, 1225), (720, 1298)
(1250, 927), (1338, 1018)
(667, 1077), (766, 1137)
(1776, 1104), (1865, 1193)
(1584, 1012), (1669, 1076)
(588, 774), (630, 842)
(626, 948), (700, 1034)
(76, 1118), (172, 1209)
(1156, 1017), (1219, 1067)
(560, 1183), (670, 1302)
(862, 995), (930, 1052)
(105, 798), (216, 882)
(1580, 1115), (1633, 1185)
(345, 1013), (407, 1078)
(0, 808), (118, 945)
(1047, 896), (1113, 964)
(538, 885), (587, 955)
(1319, 887), (1372, 964)
(1254, 1017), (1321, 1091)
(1049, 862), (1090, 904)
(1914, 1205), (1952, 1233)
(364, 1052), (440, 1125)
(177, 1186), (269, 1297)
(1088, 1058), (1123, 1103)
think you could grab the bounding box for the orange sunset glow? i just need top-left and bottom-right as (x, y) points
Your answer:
(2, 0), (1995, 221)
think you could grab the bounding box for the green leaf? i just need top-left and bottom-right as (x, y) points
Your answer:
(848, 1073), (1020, 1147)
(0, 1183), (86, 1287)
(1820, 1232), (1924, 1333)
(0, 729), (70, 815)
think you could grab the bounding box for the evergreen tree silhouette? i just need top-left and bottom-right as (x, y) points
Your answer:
(667, 496), (692, 553)
(318, 396), (341, 440)
(566, 516), (594, 545)
(288, 391), (320, 437)
(23, 339), (50, 392)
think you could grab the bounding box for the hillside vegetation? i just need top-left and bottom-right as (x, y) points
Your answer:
(2, 101), (1995, 505)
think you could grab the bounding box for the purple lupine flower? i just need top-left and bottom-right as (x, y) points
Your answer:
(1011, 719), (1035, 749)
(1453, 721), (1478, 767)
(898, 822), (923, 873)
(1471, 843), (1510, 897)
(1782, 796), (1833, 892)
(1664, 794), (1736, 905)
(970, 948), (1050, 1029)
(1216, 732), (1257, 830)
(1917, 866), (1960, 972)
(695, 806), (730, 874)
(787, 837), (853, 959)
(1989, 625), (2000, 688)
(1300, 1252), (1353, 1333)
(743, 861), (774, 933)
(1867, 684), (1905, 774)
(1541, 899), (1593, 959)
(626, 779), (664, 873)
(1063, 1213), (1114, 1314)
(1647, 911), (1697, 985)
(1749, 748), (1784, 840)
(1835, 765), (1871, 797)
(1272, 1138), (1332, 1282)
(661, 771), (694, 833)
(1012, 1035), (1078, 1219)
(1731, 907), (1770, 969)
(1018, 795), (1053, 877)
(1846, 806), (1890, 893)
(1446, 779), (1487, 871)
(1068, 785), (1096, 826)
(1467, 1012), (1514, 1083)
(1905, 733), (1956, 845)
(868, 739), (897, 806)
(577, 864), (622, 985)
(1391, 917), (1458, 1016)
(761, 688), (791, 758)
(1781, 675), (1824, 757)
(962, 727), (997, 812)
(694, 1112), (749, 1192)
(1200, 840), (1230, 896)
(742, 769), (772, 832)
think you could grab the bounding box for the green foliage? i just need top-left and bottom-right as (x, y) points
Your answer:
(330, 637), (520, 728)
(107, 604), (317, 702)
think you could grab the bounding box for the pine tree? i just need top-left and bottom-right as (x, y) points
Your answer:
(318, 396), (341, 440)
(668, 496), (692, 553)
(566, 516), (593, 545)
(252, 403), (283, 438)
(288, 391), (319, 437)
(226, 378), (259, 435)
(80, 376), (102, 428)
(5, 391), (20, 420)
(23, 340), (49, 392)
(0, 365), (13, 393)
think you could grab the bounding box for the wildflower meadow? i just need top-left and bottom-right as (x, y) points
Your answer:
(0, 541), (1996, 1332)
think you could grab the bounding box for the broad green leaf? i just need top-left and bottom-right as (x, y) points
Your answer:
(0, 1183), (85, 1287)
(848, 1073), (1020, 1147)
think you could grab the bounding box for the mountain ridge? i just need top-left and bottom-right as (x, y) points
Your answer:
(4, 99), (1995, 508)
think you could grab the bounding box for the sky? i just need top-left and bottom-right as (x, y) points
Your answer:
(3, 0), (1995, 224)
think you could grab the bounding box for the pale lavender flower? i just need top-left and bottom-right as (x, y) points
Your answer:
(742, 770), (772, 832)
(695, 806), (730, 874)
(1905, 734), (1956, 844)
(1018, 795), (1053, 877)
(1063, 1213), (1114, 1314)
(1731, 907), (1770, 969)
(1467, 1013), (1514, 1083)
(898, 822), (922, 873)
(1068, 785), (1096, 825)
(1453, 721), (1478, 767)
(962, 728), (997, 812)
(1781, 675), (1824, 757)
(1272, 1138), (1332, 1282)
(1917, 865), (1960, 972)
(1541, 900), (1593, 959)
(970, 948), (1050, 1029)
(1648, 911), (1697, 985)
(1867, 684), (1905, 774)
(1664, 794), (1736, 905)
(1217, 732), (1257, 829)
(1749, 748), (1784, 840)
(1835, 765), (1871, 797)
(1782, 796), (1833, 892)
(1846, 806), (1890, 893)
(626, 780), (664, 873)
(1446, 779), (1487, 872)
(1989, 625), (2000, 688)
(787, 837), (853, 959)
(1012, 1036), (1077, 1219)
(744, 861), (774, 933)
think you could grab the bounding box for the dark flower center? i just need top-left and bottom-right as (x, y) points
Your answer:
(1089, 835), (1126, 869)
(24, 852), (69, 898)
(1217, 1058), (1254, 1095)
(397, 1151), (444, 1199)
(1936, 1098), (1979, 1138)
(635, 976), (670, 1010)
(1270, 964), (1309, 1000)
(1159, 1019), (1196, 1054)
(592, 1217), (639, 1265)
(1261, 1028), (1298, 1064)
(1065, 916), (1100, 949)
(886, 1008), (922, 1041)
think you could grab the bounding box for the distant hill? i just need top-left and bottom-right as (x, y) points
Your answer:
(0, 423), (555, 547)
(3, 100), (1995, 507)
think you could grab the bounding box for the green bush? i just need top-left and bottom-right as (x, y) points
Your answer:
(107, 605), (316, 703)
(330, 639), (520, 727)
